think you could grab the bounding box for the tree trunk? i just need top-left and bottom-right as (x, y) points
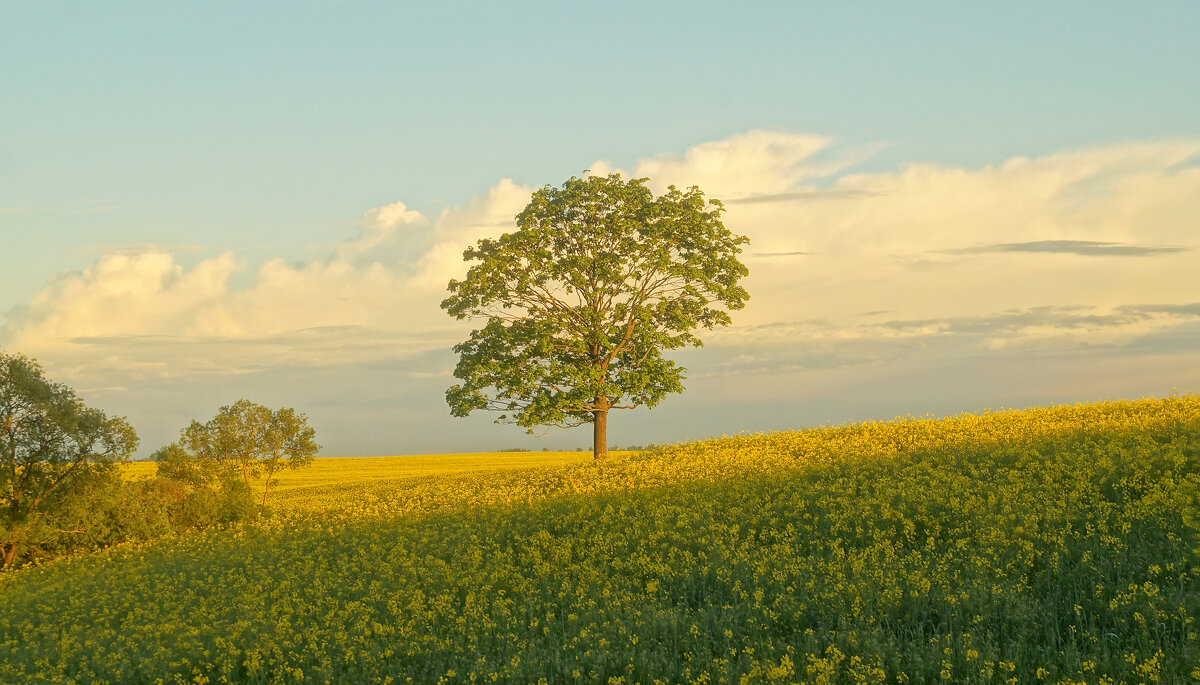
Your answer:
(592, 396), (609, 461)
(261, 473), (273, 505)
(4, 495), (20, 569)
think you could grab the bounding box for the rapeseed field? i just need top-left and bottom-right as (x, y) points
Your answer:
(121, 451), (596, 513)
(3, 397), (1199, 684)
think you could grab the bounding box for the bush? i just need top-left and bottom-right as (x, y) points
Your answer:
(164, 480), (259, 530)
(8, 471), (175, 567)
(2, 470), (265, 569)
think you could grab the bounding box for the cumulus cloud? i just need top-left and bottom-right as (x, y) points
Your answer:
(11, 250), (239, 345)
(337, 200), (428, 265)
(630, 131), (836, 195)
(409, 178), (533, 289)
(4, 130), (1200, 455)
(3, 184), (534, 374)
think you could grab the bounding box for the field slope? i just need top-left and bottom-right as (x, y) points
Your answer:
(4, 398), (1200, 684)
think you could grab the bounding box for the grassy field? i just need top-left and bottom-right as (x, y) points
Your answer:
(5, 397), (1200, 684)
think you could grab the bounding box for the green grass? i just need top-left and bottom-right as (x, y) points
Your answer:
(5, 398), (1200, 684)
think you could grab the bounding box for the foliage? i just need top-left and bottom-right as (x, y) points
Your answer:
(145, 474), (258, 531)
(22, 476), (189, 564)
(0, 360), (302, 571)
(443, 172), (749, 459)
(2, 397), (1199, 683)
(156, 399), (320, 505)
(0, 351), (138, 569)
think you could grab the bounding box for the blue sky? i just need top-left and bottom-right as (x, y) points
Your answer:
(3, 2), (1199, 456)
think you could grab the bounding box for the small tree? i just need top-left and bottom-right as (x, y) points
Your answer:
(257, 406), (319, 504)
(443, 173), (749, 460)
(1, 351), (138, 568)
(156, 399), (319, 505)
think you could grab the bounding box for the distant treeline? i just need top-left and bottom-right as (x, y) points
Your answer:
(500, 445), (661, 453)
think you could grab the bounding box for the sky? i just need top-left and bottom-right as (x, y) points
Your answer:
(3, 1), (1199, 457)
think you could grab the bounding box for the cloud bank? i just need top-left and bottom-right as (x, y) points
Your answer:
(4, 131), (1199, 455)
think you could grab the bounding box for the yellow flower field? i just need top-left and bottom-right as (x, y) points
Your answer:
(123, 451), (599, 513)
(122, 450), (597, 484)
(5, 396), (1200, 684)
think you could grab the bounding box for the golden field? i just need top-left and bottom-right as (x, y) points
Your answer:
(123, 451), (601, 515)
(6, 396), (1200, 684)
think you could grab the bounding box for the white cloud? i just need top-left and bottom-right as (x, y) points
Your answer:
(12, 250), (237, 345)
(409, 178), (533, 289)
(628, 130), (844, 197)
(9, 132), (1200, 366)
(3, 179), (534, 380)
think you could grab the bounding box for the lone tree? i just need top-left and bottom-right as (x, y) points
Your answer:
(1, 351), (138, 568)
(156, 399), (319, 505)
(443, 173), (749, 460)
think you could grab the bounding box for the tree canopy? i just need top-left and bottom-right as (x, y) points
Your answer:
(1, 351), (138, 568)
(156, 399), (319, 505)
(442, 172), (749, 459)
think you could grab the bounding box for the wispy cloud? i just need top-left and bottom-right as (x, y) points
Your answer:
(750, 251), (810, 258)
(1122, 303), (1200, 316)
(0, 204), (122, 215)
(702, 302), (1200, 378)
(71, 243), (207, 257)
(725, 188), (882, 205)
(947, 240), (1189, 257)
